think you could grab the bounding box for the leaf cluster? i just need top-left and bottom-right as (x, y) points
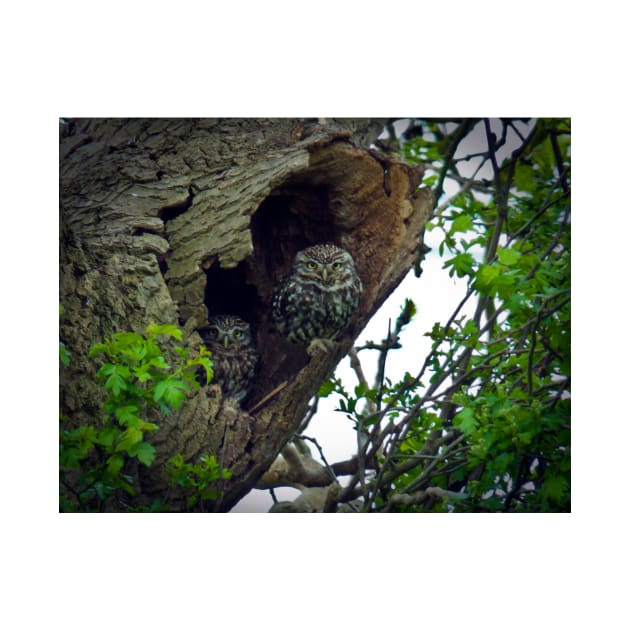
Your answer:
(59, 323), (217, 511)
(167, 454), (232, 510)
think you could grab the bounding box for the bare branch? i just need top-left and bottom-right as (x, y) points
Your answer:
(381, 486), (468, 511)
(255, 443), (333, 489)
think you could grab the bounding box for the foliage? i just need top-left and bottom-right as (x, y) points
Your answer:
(59, 323), (218, 512)
(317, 118), (570, 512)
(167, 453), (232, 510)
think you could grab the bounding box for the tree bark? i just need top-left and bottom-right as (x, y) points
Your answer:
(59, 118), (433, 511)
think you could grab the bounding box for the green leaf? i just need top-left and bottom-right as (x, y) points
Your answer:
(318, 380), (337, 398)
(475, 264), (500, 290)
(451, 214), (474, 234)
(354, 382), (367, 398)
(114, 405), (140, 427)
(107, 453), (125, 475)
(138, 420), (159, 432)
(169, 453), (185, 468)
(115, 428), (143, 452)
(496, 247), (522, 266)
(453, 407), (477, 435)
(111, 332), (144, 350)
(397, 298), (417, 327)
(461, 321), (479, 347)
(88, 343), (109, 358)
(194, 357), (213, 385)
(512, 162), (535, 192)
(444, 252), (475, 278)
(147, 356), (171, 370)
(95, 427), (118, 449)
(131, 442), (156, 467)
(59, 341), (72, 366)
(541, 475), (568, 503)
(153, 379), (189, 409)
(106, 372), (127, 398)
(153, 380), (168, 402)
(133, 365), (153, 383)
(146, 322), (183, 341)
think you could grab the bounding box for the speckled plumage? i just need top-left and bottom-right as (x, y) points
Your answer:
(271, 243), (362, 345)
(202, 315), (258, 401)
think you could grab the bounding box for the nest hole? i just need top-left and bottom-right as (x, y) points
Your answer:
(245, 181), (352, 400)
(250, 183), (342, 284)
(202, 261), (259, 329)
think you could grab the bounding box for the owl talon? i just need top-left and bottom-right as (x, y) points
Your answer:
(307, 338), (337, 355)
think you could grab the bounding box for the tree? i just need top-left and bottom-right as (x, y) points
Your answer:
(59, 118), (432, 511)
(59, 117), (570, 512)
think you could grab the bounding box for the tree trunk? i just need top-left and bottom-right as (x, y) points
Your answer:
(59, 118), (433, 511)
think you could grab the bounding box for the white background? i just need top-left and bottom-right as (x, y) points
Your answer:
(2, 1), (625, 629)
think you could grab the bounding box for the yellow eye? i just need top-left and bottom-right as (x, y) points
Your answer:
(306, 261), (317, 269)
(209, 329), (218, 337)
(233, 330), (242, 338)
(332, 262), (342, 270)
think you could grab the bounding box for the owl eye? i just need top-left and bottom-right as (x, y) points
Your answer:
(208, 328), (218, 337)
(233, 330), (243, 338)
(332, 262), (342, 270)
(306, 261), (318, 270)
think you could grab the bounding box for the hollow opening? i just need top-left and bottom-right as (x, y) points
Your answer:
(250, 184), (338, 284)
(244, 179), (353, 401)
(202, 260), (259, 330)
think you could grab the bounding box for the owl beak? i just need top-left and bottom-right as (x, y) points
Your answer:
(223, 335), (229, 348)
(322, 268), (328, 282)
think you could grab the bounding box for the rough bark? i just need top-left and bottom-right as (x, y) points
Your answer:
(59, 117), (433, 511)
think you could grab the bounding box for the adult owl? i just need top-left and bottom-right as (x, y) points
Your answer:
(201, 315), (258, 401)
(271, 243), (362, 346)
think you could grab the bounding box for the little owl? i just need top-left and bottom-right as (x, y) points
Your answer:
(201, 315), (258, 401)
(271, 243), (362, 346)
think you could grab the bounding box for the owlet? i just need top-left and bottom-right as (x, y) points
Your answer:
(202, 315), (258, 401)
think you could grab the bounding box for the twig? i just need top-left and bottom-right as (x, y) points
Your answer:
(246, 381), (288, 415)
(550, 129), (570, 196)
(297, 397), (319, 434)
(381, 486), (468, 511)
(297, 435), (338, 483)
(434, 119), (478, 211)
(348, 348), (376, 415)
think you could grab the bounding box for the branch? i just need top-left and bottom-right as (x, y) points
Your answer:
(434, 119), (479, 209)
(254, 443), (334, 489)
(348, 348), (377, 417)
(296, 435), (339, 483)
(380, 486), (468, 511)
(549, 129), (570, 196)
(246, 380), (288, 415)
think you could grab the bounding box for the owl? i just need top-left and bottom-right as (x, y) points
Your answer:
(201, 315), (258, 401)
(271, 243), (362, 346)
